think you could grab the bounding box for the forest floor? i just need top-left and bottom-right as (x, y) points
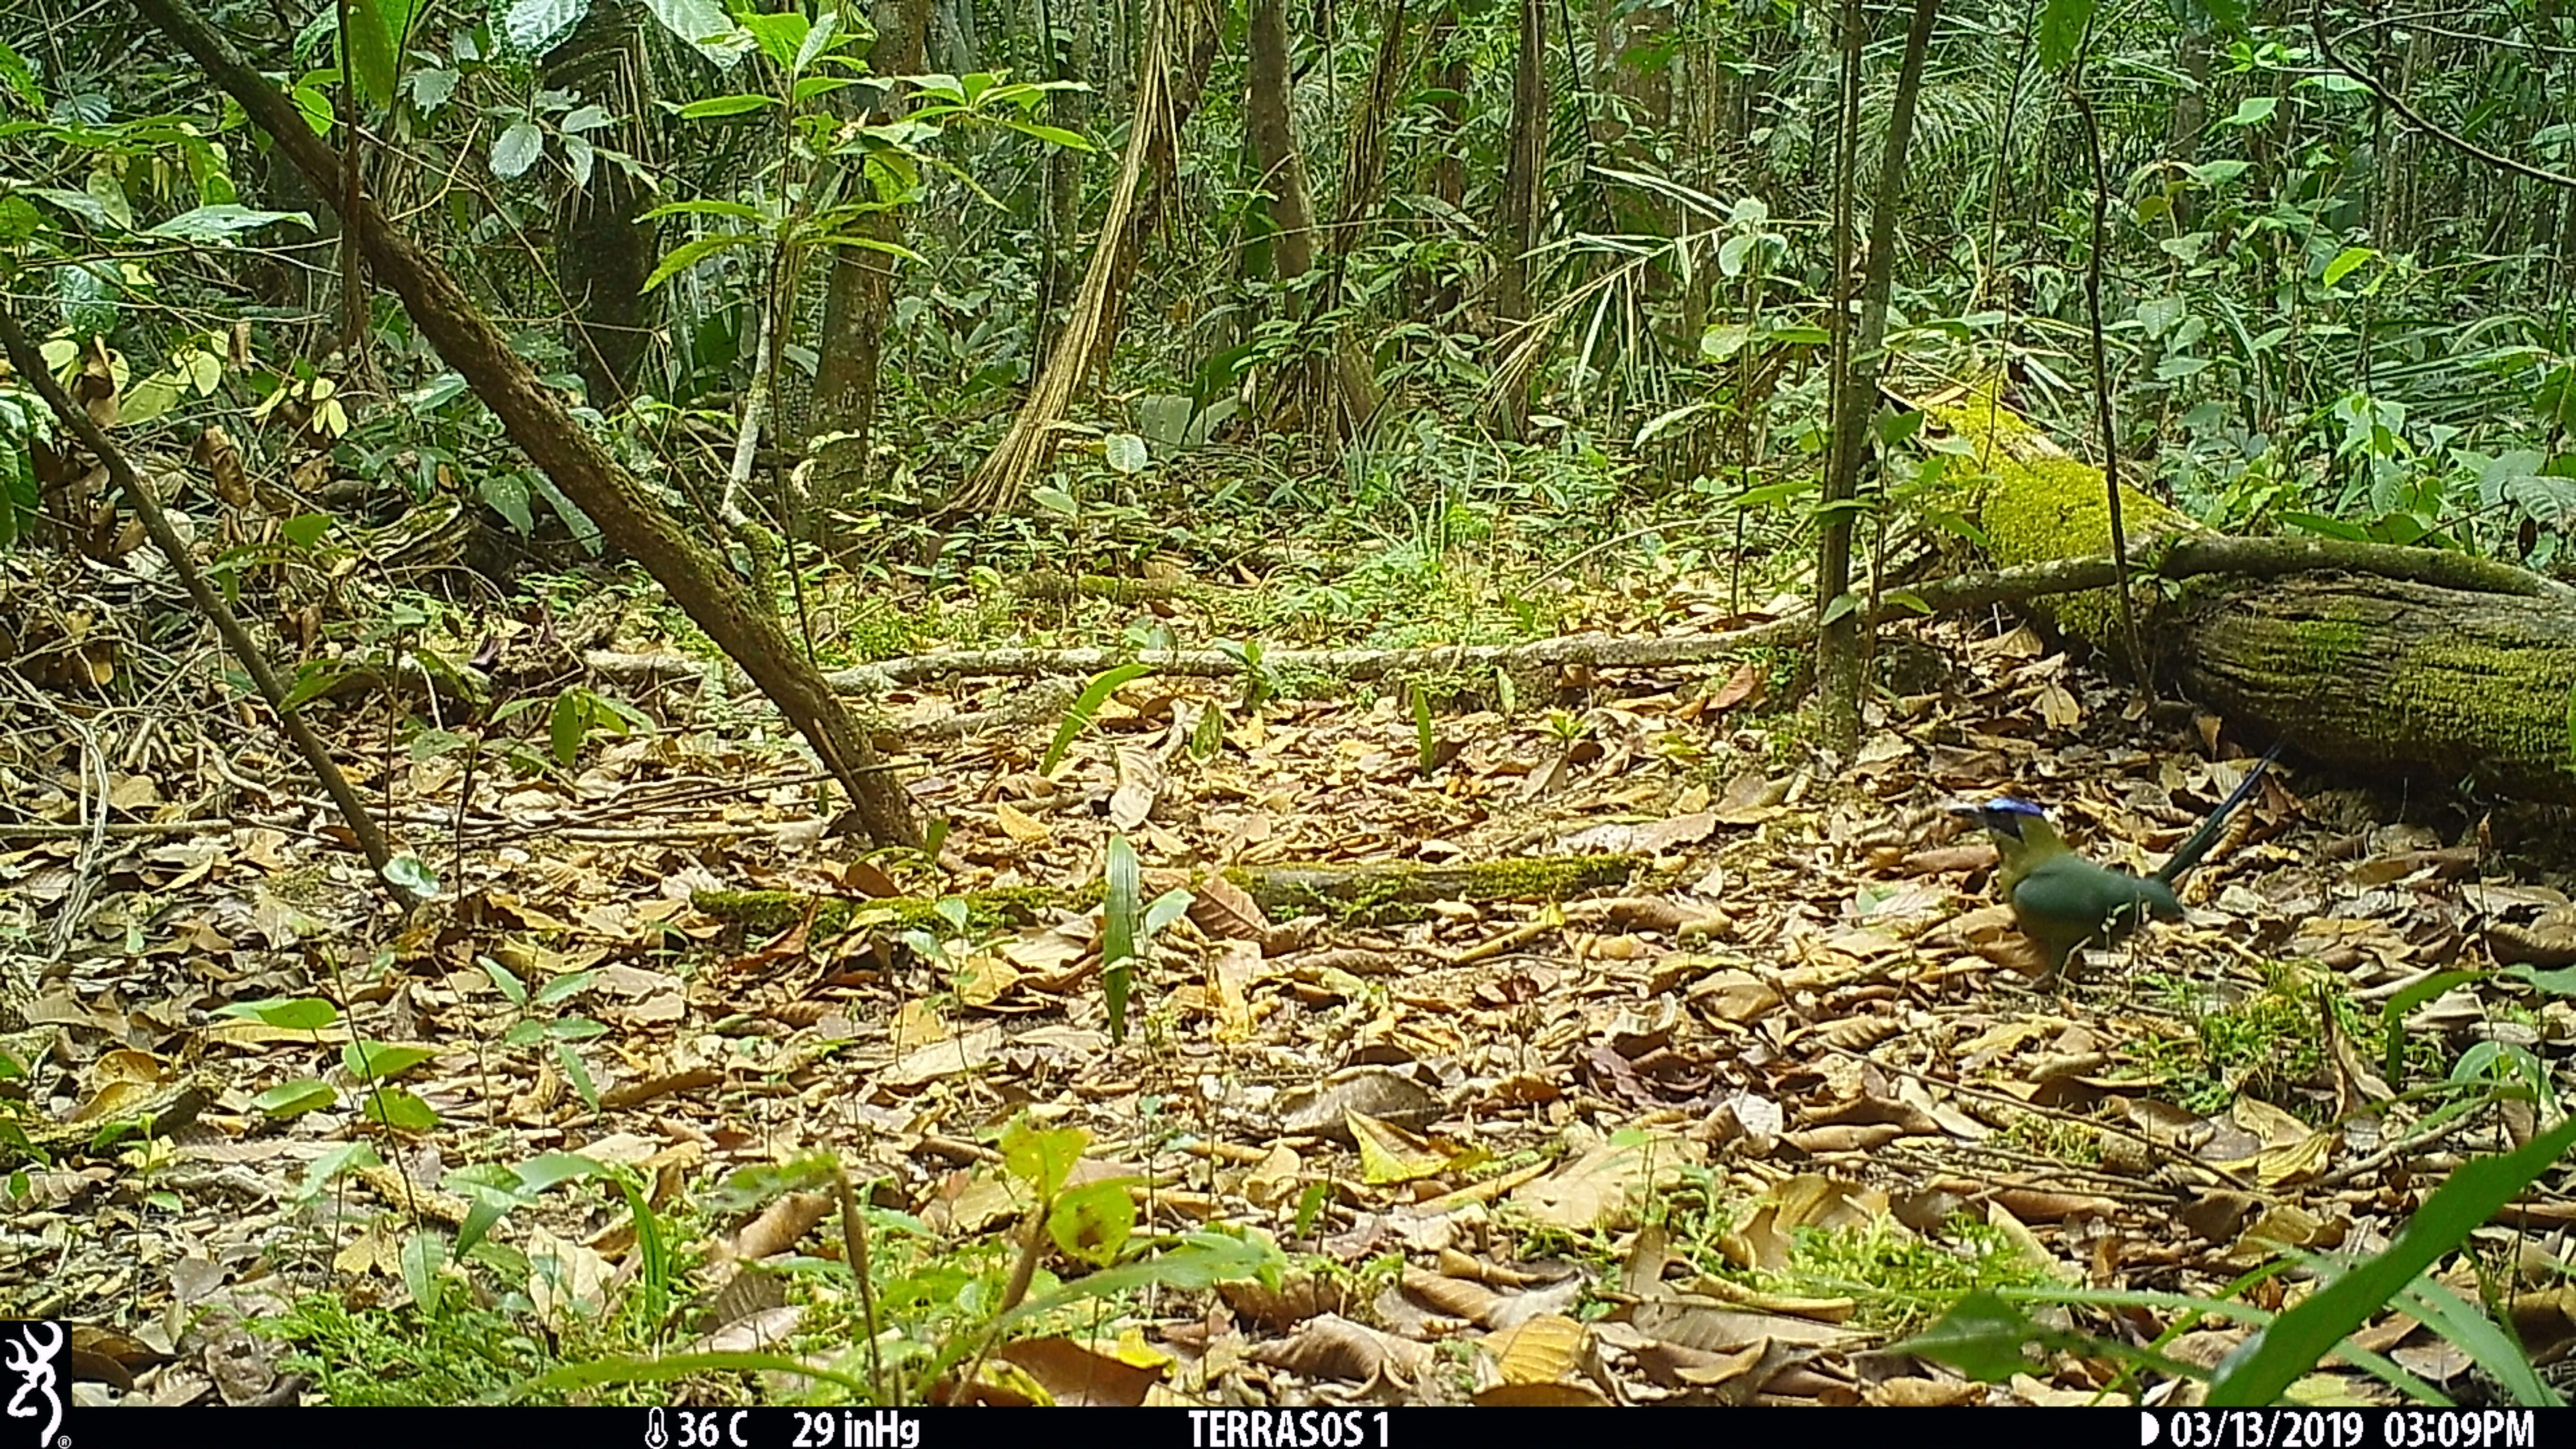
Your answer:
(6, 532), (2572, 1409)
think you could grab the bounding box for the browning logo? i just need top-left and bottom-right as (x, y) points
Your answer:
(0, 1322), (63, 1447)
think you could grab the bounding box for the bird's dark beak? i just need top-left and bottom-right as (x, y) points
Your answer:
(1944, 800), (2017, 839)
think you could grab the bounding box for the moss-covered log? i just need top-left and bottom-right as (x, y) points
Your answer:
(691, 855), (1643, 935)
(1921, 385), (2576, 804)
(2175, 575), (2576, 803)
(1229, 855), (1641, 918)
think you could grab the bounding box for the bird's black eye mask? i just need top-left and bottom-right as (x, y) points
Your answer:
(1953, 797), (2047, 839)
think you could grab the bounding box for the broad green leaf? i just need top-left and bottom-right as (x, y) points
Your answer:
(1103, 833), (1140, 1042)
(1004, 1229), (1283, 1326)
(0, 41), (39, 112)
(2322, 246), (2377, 288)
(790, 10), (838, 72)
(2036, 0), (2093, 68)
(792, 74), (862, 103)
(480, 956), (528, 1008)
(554, 1041), (600, 1111)
(550, 688), (587, 765)
(514, 1151), (609, 1192)
(0, 447), (33, 550)
(292, 82), (335, 136)
(1001, 1115), (1088, 1200)
(362, 1086), (440, 1132)
(999, 118), (1091, 149)
(490, 120), (543, 179)
(217, 995), (340, 1031)
(1700, 322), (1752, 361)
(532, 969), (598, 1006)
(122, 373), (180, 426)
(674, 92), (777, 119)
(281, 657), (356, 710)
(298, 1140), (382, 1199)
(1048, 1178), (1137, 1267)
(2209, 1115), (2576, 1406)
(343, 0), (400, 106)
(25, 187), (116, 229)
(1042, 663), (1152, 775)
(399, 1230), (446, 1306)
(403, 372), (468, 411)
(252, 1079), (338, 1116)
(480, 473), (534, 532)
(640, 230), (758, 291)
(641, 0), (741, 58)
(1899, 1288), (2209, 1383)
(738, 9), (807, 70)
(453, 1181), (517, 1256)
(85, 168), (132, 230)
(383, 855), (440, 896)
(2505, 964), (2576, 997)
(1103, 432), (1148, 473)
(343, 1041), (436, 1081)
(408, 67), (459, 110)
(1726, 476), (1817, 510)
(2501, 473), (2576, 526)
(145, 204), (313, 242)
(1143, 888), (1192, 936)
(2223, 95), (2279, 127)
(500, 0), (585, 53)
(529, 473), (600, 550)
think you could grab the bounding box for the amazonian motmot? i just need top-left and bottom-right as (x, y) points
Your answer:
(1951, 741), (2283, 977)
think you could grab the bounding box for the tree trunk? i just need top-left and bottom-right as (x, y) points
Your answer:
(1035, 0), (1096, 356)
(808, 0), (935, 521)
(1245, 0), (1318, 286)
(1814, 0), (1936, 756)
(135, 0), (922, 847)
(542, 0), (658, 409)
(1419, 5), (1467, 320)
(953, 0), (1222, 512)
(1305, 0), (1399, 434)
(1489, 0), (1544, 437)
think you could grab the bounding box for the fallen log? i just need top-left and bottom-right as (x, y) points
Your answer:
(691, 854), (1644, 935)
(1919, 385), (2576, 804)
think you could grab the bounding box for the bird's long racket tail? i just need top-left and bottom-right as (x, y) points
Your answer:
(2155, 738), (2286, 886)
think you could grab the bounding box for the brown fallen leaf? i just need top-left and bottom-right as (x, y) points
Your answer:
(1219, 1271), (1352, 1330)
(1513, 1131), (1704, 1233)
(994, 1336), (1165, 1407)
(725, 1191), (833, 1263)
(599, 1068), (722, 1110)
(1248, 1313), (1428, 1384)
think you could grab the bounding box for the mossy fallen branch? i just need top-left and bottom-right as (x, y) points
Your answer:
(691, 854), (1644, 935)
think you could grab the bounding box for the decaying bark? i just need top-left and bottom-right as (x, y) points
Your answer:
(1922, 385), (2576, 805)
(692, 855), (1643, 936)
(2176, 576), (2576, 806)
